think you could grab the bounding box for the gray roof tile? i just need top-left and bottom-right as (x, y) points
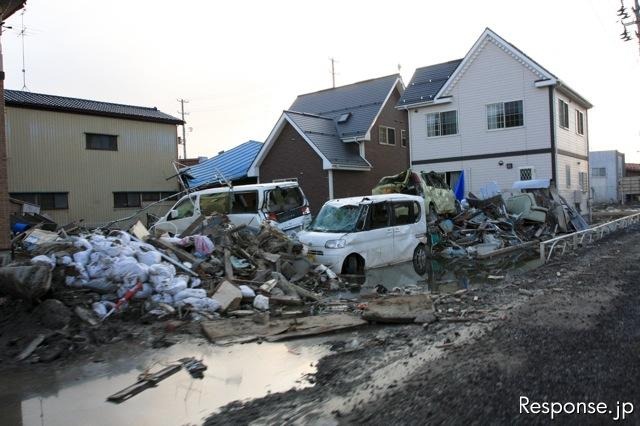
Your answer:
(290, 74), (399, 139)
(284, 111), (370, 168)
(398, 59), (462, 107)
(4, 90), (183, 124)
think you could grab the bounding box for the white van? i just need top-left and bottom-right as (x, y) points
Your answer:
(297, 194), (428, 275)
(153, 182), (312, 235)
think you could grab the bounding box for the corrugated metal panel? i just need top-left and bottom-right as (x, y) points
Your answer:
(6, 107), (179, 226)
(183, 140), (262, 188)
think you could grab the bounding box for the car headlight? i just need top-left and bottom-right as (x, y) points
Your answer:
(325, 239), (346, 249)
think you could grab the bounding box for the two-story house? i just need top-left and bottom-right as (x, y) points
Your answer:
(398, 28), (592, 214)
(249, 74), (409, 213)
(6, 90), (183, 226)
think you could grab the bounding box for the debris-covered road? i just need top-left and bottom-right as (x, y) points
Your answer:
(206, 224), (640, 425)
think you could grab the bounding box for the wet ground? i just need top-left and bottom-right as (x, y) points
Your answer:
(0, 337), (328, 426)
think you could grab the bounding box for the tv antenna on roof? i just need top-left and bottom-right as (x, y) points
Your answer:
(19, 8), (28, 91)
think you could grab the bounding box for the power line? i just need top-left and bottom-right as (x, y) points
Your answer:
(177, 98), (189, 159)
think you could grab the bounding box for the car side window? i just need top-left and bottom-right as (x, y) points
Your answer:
(393, 202), (412, 225)
(231, 191), (258, 214)
(169, 197), (195, 221)
(413, 201), (422, 223)
(369, 202), (390, 229)
(200, 193), (230, 216)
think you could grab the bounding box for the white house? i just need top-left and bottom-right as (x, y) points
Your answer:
(398, 28), (592, 214)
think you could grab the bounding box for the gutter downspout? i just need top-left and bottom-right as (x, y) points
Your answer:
(328, 169), (334, 200)
(548, 87), (557, 184)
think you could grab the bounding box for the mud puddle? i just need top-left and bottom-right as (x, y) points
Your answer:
(338, 251), (543, 297)
(0, 338), (328, 426)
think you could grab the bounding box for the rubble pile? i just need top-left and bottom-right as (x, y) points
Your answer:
(2, 217), (343, 328)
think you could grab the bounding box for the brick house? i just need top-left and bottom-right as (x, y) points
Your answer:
(248, 74), (409, 213)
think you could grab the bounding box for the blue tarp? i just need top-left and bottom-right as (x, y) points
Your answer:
(182, 140), (262, 188)
(453, 170), (465, 201)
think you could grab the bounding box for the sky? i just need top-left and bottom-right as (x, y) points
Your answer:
(2, 0), (639, 162)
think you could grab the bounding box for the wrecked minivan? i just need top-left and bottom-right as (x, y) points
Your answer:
(297, 194), (428, 275)
(372, 169), (458, 220)
(153, 182), (312, 235)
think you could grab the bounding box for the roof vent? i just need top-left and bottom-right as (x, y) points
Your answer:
(337, 112), (352, 123)
(218, 150), (225, 155)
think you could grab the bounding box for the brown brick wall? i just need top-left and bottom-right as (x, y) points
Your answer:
(333, 88), (409, 198)
(259, 122), (329, 214)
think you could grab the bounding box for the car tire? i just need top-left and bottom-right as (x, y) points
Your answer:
(343, 255), (362, 275)
(413, 244), (428, 275)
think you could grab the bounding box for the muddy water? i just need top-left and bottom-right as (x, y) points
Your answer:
(0, 339), (328, 426)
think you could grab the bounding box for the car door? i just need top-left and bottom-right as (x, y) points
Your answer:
(360, 201), (394, 268)
(391, 201), (417, 262)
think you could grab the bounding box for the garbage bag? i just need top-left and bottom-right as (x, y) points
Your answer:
(110, 257), (149, 284)
(176, 297), (220, 313)
(73, 250), (92, 267)
(31, 255), (56, 270)
(151, 292), (174, 305)
(154, 275), (188, 295)
(253, 294), (269, 311)
(83, 278), (117, 294)
(190, 278), (202, 288)
(193, 235), (214, 256)
(136, 250), (162, 266)
(117, 282), (153, 300)
(148, 263), (176, 287)
(239, 285), (256, 299)
(173, 288), (207, 303)
(73, 237), (92, 251)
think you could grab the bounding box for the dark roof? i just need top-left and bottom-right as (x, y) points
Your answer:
(4, 90), (183, 125)
(398, 59), (463, 107)
(284, 111), (370, 168)
(182, 140), (263, 188)
(290, 74), (400, 140)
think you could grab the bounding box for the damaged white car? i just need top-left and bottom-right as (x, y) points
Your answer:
(297, 194), (428, 275)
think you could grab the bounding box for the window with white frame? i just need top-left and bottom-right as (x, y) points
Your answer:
(487, 100), (523, 130)
(558, 99), (569, 129)
(565, 164), (571, 188)
(401, 129), (407, 147)
(576, 110), (584, 135)
(379, 126), (396, 145)
(426, 110), (457, 137)
(591, 167), (606, 177)
(579, 172), (587, 192)
(519, 167), (535, 181)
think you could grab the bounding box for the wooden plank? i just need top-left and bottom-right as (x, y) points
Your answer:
(179, 215), (206, 237)
(107, 364), (182, 403)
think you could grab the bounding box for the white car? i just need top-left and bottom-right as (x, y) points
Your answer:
(297, 194), (428, 275)
(154, 182), (312, 236)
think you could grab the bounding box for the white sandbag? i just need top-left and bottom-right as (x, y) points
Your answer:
(73, 237), (92, 251)
(154, 275), (188, 295)
(151, 292), (174, 305)
(59, 255), (73, 266)
(92, 300), (116, 318)
(176, 297), (221, 313)
(133, 283), (153, 300)
(253, 294), (269, 311)
(148, 263), (176, 287)
(31, 255), (56, 270)
(190, 278), (202, 288)
(136, 250), (162, 266)
(73, 250), (92, 267)
(109, 230), (131, 245)
(173, 288), (206, 303)
(239, 285), (256, 299)
(110, 257), (149, 284)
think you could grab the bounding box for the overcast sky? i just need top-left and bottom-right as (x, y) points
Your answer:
(2, 0), (639, 162)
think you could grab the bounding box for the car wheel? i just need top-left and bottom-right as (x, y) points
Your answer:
(427, 203), (438, 222)
(413, 244), (428, 275)
(343, 255), (362, 275)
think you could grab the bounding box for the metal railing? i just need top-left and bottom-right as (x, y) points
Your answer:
(539, 212), (640, 262)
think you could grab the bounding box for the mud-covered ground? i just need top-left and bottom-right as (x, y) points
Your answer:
(206, 224), (640, 425)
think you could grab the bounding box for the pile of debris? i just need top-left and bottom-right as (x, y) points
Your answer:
(429, 180), (589, 259)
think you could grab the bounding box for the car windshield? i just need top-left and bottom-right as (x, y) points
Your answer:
(308, 204), (361, 233)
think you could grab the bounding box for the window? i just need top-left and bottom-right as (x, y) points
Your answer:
(558, 100), (569, 129)
(487, 100), (523, 130)
(368, 202), (390, 229)
(401, 129), (407, 147)
(392, 201), (421, 225)
(426, 110), (458, 137)
(592, 167), (606, 177)
(141, 192), (161, 202)
(379, 126), (396, 145)
(11, 192), (68, 210)
(565, 164), (571, 188)
(200, 193), (230, 215)
(579, 172), (588, 192)
(86, 133), (117, 151)
(337, 112), (351, 123)
(231, 191), (259, 214)
(114, 192), (141, 208)
(519, 167), (534, 181)
(576, 110), (584, 135)
(169, 197), (195, 220)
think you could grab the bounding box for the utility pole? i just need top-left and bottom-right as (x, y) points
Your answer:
(177, 98), (189, 159)
(330, 57), (336, 88)
(19, 8), (27, 90)
(617, 0), (640, 55)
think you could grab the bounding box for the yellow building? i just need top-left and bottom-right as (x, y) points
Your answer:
(5, 90), (183, 227)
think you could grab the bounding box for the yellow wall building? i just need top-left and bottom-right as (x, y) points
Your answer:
(5, 90), (183, 227)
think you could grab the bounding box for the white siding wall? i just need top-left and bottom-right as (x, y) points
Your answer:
(554, 91), (589, 155)
(555, 153), (589, 213)
(410, 40), (551, 193)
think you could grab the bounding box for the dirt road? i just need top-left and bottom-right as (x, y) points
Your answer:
(206, 225), (640, 425)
